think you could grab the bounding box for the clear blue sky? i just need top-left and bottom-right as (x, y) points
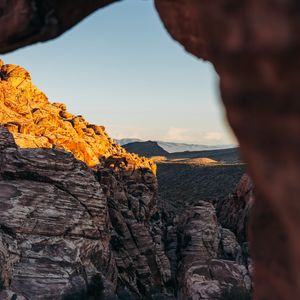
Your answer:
(2, 0), (236, 145)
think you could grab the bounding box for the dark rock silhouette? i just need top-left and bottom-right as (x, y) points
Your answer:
(123, 141), (169, 158)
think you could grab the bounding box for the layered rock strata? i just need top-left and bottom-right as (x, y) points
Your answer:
(0, 62), (170, 299)
(0, 2), (299, 298)
(0, 61), (252, 299)
(172, 201), (251, 300)
(0, 127), (116, 299)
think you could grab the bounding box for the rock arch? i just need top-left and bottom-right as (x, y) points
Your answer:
(1, 1), (300, 299)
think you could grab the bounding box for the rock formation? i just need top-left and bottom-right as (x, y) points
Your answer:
(163, 199), (252, 300)
(0, 0), (119, 54)
(0, 2), (299, 298)
(0, 62), (170, 299)
(154, 1), (300, 299)
(0, 60), (254, 299)
(217, 174), (254, 244)
(0, 60), (155, 172)
(0, 126), (117, 299)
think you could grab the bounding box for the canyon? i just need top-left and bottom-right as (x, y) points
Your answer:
(1, 0), (298, 298)
(0, 62), (251, 299)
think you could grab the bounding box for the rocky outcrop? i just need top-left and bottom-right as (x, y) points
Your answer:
(0, 60), (255, 299)
(176, 202), (251, 300)
(0, 60), (155, 172)
(0, 128), (171, 299)
(217, 175), (255, 290)
(0, 62), (170, 299)
(95, 165), (172, 297)
(0, 2), (300, 298)
(0, 127), (116, 299)
(217, 174), (254, 243)
(160, 188), (253, 300)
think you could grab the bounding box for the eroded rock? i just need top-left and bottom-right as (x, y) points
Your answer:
(0, 127), (116, 299)
(0, 62), (170, 299)
(0, 61), (155, 172)
(176, 201), (251, 299)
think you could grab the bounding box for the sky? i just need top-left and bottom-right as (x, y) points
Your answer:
(2, 0), (236, 146)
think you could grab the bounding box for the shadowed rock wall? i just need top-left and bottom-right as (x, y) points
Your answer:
(155, 1), (300, 299)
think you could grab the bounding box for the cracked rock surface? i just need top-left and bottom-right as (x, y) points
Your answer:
(0, 127), (116, 299)
(0, 62), (253, 299)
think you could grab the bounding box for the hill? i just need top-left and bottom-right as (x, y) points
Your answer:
(157, 141), (234, 153)
(118, 138), (235, 153)
(123, 140), (169, 157)
(167, 147), (241, 163)
(0, 60), (169, 298)
(123, 140), (240, 163)
(0, 61), (155, 172)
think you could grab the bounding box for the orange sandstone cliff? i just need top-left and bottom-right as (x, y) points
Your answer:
(0, 60), (170, 299)
(0, 59), (155, 173)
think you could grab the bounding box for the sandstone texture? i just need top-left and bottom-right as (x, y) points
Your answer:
(0, 60), (155, 172)
(0, 125), (173, 299)
(159, 175), (253, 299)
(0, 1), (299, 298)
(0, 63), (170, 299)
(0, 61), (253, 299)
(0, 127), (116, 299)
(217, 174), (254, 243)
(176, 201), (251, 299)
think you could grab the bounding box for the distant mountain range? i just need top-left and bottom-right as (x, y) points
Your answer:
(116, 138), (236, 153)
(121, 140), (241, 163)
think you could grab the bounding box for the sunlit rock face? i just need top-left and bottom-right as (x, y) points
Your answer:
(155, 1), (300, 299)
(0, 60), (155, 173)
(0, 62), (171, 299)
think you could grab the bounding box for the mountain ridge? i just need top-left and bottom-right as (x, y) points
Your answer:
(123, 140), (169, 157)
(117, 138), (236, 153)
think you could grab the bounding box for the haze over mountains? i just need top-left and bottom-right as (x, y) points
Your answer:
(117, 138), (236, 153)
(122, 140), (241, 164)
